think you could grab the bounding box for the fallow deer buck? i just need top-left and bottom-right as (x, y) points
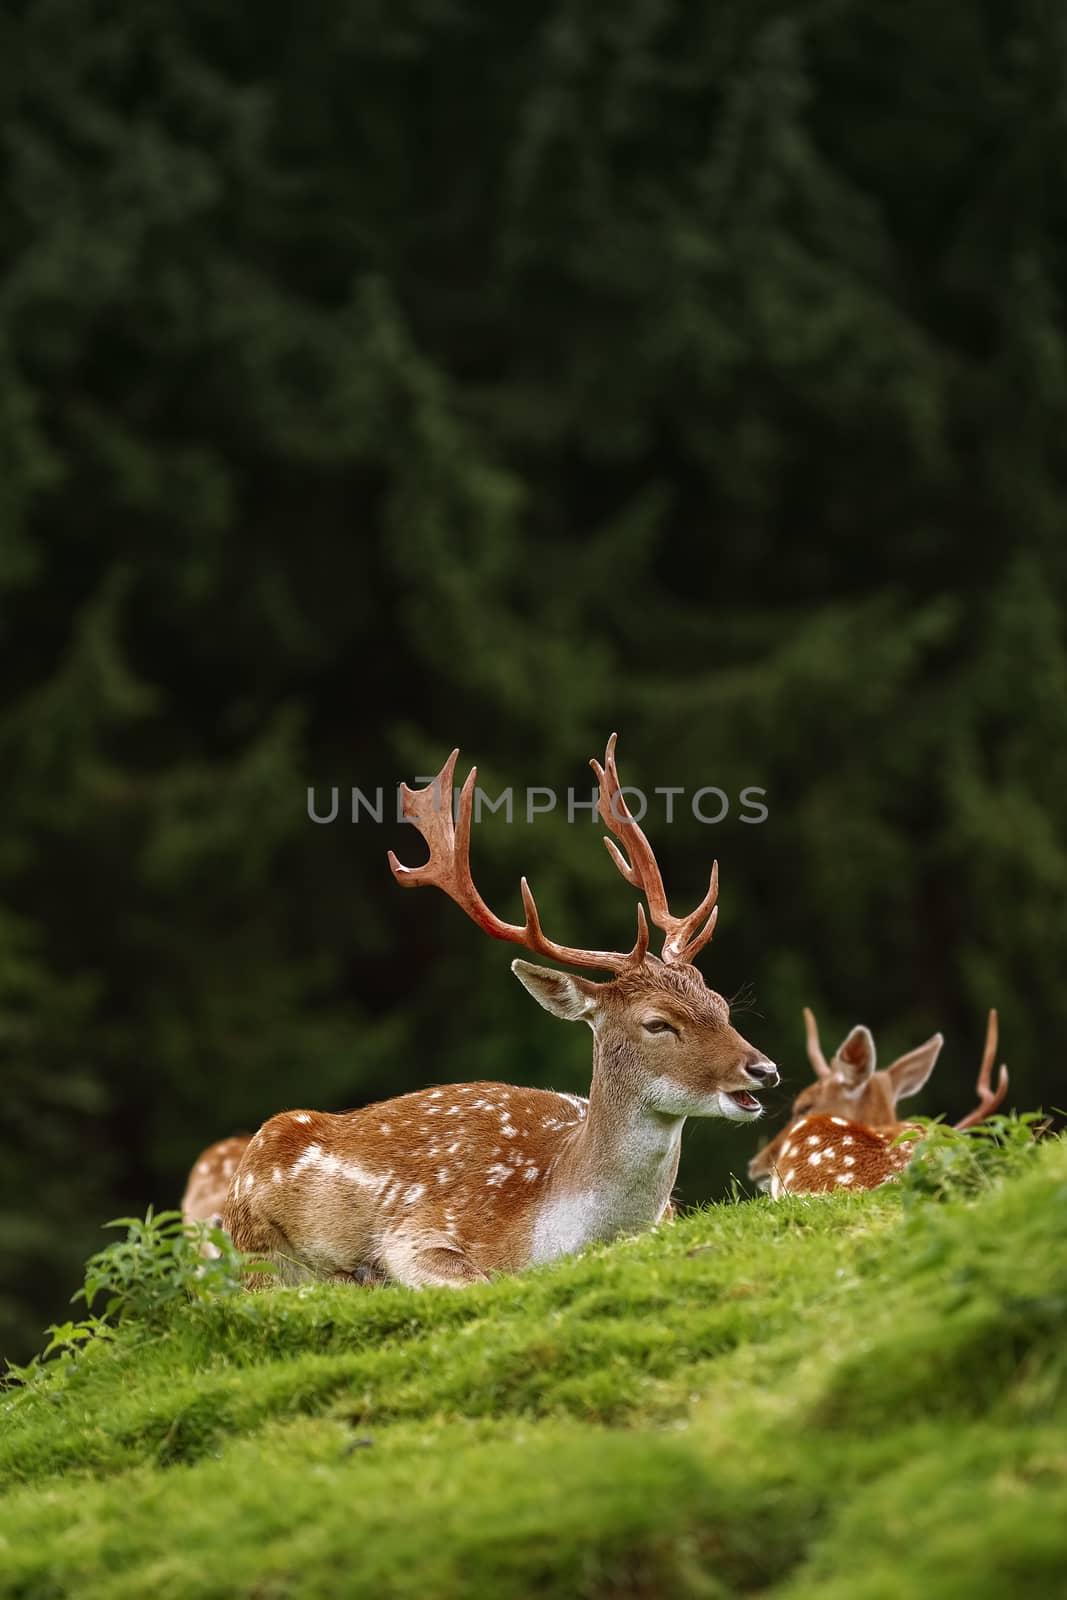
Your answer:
(748, 1006), (1008, 1197)
(224, 735), (778, 1288)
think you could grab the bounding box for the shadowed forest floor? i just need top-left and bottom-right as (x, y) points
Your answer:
(1, 1127), (1064, 1598)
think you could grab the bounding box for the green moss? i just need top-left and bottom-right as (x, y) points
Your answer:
(1, 1133), (1064, 1598)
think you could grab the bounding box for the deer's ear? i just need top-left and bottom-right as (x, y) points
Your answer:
(832, 1025), (876, 1089)
(511, 961), (601, 1021)
(886, 1034), (944, 1101)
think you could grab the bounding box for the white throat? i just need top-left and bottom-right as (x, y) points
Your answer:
(529, 1077), (684, 1266)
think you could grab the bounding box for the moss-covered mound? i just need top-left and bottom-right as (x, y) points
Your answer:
(1, 1128), (1064, 1598)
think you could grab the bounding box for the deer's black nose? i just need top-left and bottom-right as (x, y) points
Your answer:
(744, 1058), (780, 1088)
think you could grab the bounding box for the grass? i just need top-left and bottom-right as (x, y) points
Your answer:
(0, 1123), (1064, 1598)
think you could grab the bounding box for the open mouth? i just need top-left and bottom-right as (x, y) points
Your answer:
(726, 1090), (762, 1114)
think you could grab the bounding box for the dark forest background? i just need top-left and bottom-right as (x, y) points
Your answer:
(2, 0), (1066, 1361)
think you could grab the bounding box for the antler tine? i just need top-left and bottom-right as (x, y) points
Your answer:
(388, 749), (648, 973)
(590, 733), (718, 965)
(953, 1007), (1010, 1130)
(803, 1006), (832, 1080)
(386, 749), (463, 892)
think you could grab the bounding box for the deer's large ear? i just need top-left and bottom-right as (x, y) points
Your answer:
(886, 1034), (944, 1101)
(832, 1025), (876, 1090)
(511, 960), (601, 1021)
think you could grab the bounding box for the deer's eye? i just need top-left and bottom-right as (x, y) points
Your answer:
(643, 1018), (678, 1036)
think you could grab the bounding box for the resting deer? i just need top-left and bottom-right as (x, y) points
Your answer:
(224, 735), (778, 1288)
(749, 1006), (1008, 1196)
(181, 1136), (252, 1254)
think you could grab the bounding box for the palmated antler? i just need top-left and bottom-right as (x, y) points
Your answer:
(953, 1008), (1010, 1130)
(590, 733), (719, 965)
(388, 749), (649, 973)
(802, 1006), (832, 1080)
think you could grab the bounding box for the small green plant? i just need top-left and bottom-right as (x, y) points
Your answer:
(75, 1207), (258, 1322)
(899, 1112), (1047, 1206)
(3, 1208), (265, 1401)
(2, 1316), (117, 1399)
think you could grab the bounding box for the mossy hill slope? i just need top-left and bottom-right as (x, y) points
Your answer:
(1, 1128), (1064, 1599)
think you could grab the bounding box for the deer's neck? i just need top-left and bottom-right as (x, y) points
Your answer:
(529, 1037), (683, 1264)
